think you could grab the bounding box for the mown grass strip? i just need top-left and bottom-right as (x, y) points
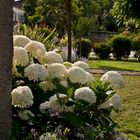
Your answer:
(87, 59), (140, 71)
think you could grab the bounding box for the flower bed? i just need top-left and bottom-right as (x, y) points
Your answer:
(11, 35), (128, 140)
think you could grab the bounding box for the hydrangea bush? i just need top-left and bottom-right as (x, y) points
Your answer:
(11, 35), (127, 140)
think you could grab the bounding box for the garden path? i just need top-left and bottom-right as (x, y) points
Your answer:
(90, 69), (140, 76)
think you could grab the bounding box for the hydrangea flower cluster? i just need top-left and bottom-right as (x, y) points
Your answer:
(68, 66), (93, 84)
(39, 51), (63, 64)
(13, 46), (29, 66)
(13, 35), (31, 47)
(72, 61), (90, 71)
(74, 87), (96, 104)
(40, 94), (74, 113)
(100, 71), (124, 90)
(12, 35), (125, 140)
(25, 40), (46, 60)
(47, 63), (68, 80)
(11, 86), (33, 108)
(24, 63), (48, 81)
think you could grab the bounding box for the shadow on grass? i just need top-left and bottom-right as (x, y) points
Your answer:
(124, 130), (140, 138)
(90, 58), (140, 62)
(96, 65), (139, 71)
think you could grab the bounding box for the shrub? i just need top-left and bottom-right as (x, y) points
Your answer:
(94, 43), (111, 59)
(125, 18), (140, 33)
(109, 35), (132, 60)
(11, 35), (126, 140)
(132, 35), (140, 60)
(76, 38), (93, 59)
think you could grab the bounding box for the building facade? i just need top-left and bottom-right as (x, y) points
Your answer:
(13, 0), (25, 23)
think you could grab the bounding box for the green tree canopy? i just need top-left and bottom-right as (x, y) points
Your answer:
(110, 0), (140, 32)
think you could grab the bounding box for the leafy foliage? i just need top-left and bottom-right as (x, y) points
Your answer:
(75, 38), (93, 59)
(125, 18), (140, 33)
(73, 17), (96, 36)
(109, 35), (132, 60)
(110, 0), (140, 32)
(94, 43), (111, 59)
(132, 35), (140, 60)
(14, 23), (58, 51)
(22, 0), (118, 35)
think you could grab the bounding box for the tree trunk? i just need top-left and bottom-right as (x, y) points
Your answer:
(0, 0), (13, 139)
(65, 0), (72, 62)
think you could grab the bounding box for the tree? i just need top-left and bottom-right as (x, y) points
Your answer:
(23, 0), (108, 33)
(0, 0), (13, 139)
(23, 0), (37, 16)
(110, 0), (127, 27)
(65, 0), (72, 62)
(35, 0), (66, 31)
(110, 0), (140, 31)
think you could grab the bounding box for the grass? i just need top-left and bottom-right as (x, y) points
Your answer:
(113, 76), (140, 140)
(87, 59), (140, 71)
(94, 75), (140, 140)
(88, 59), (140, 139)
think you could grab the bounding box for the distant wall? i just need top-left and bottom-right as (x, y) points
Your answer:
(87, 32), (117, 43)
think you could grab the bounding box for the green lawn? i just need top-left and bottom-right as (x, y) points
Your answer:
(87, 59), (140, 71)
(113, 76), (140, 140)
(94, 75), (140, 140)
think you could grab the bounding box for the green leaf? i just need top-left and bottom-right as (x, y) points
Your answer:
(67, 87), (75, 98)
(16, 65), (24, 77)
(33, 57), (40, 64)
(63, 112), (84, 128)
(65, 101), (75, 106)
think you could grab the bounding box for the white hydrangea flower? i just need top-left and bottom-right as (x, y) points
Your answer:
(39, 81), (55, 92)
(68, 66), (88, 84)
(13, 35), (31, 47)
(47, 63), (68, 80)
(39, 132), (58, 140)
(18, 110), (35, 120)
(25, 41), (46, 60)
(11, 86), (33, 108)
(85, 72), (94, 84)
(72, 61), (89, 71)
(39, 51), (63, 64)
(13, 35), (18, 40)
(100, 71), (124, 90)
(110, 93), (122, 109)
(59, 80), (68, 88)
(74, 87), (97, 104)
(99, 93), (122, 109)
(49, 94), (74, 113)
(39, 101), (50, 112)
(49, 94), (67, 100)
(24, 64), (48, 82)
(13, 46), (29, 66)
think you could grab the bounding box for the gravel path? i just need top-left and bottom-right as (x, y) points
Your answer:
(90, 69), (140, 76)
